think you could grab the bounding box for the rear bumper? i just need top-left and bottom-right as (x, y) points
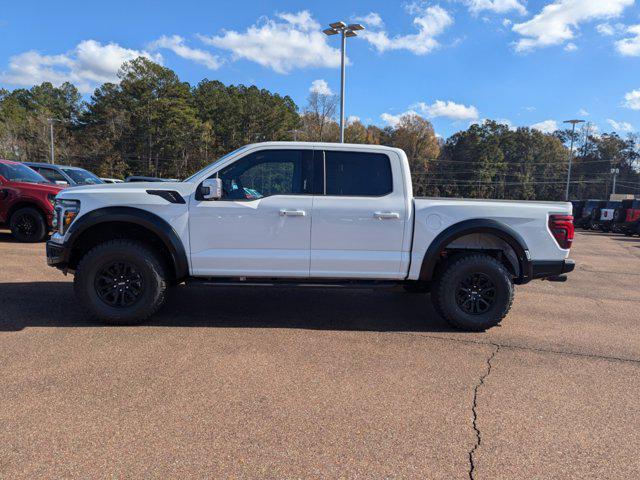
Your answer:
(530, 259), (575, 280)
(46, 240), (70, 270)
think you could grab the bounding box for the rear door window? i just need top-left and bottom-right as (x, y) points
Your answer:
(36, 167), (67, 184)
(323, 151), (392, 196)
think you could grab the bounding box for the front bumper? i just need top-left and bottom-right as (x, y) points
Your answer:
(46, 240), (70, 270)
(530, 259), (575, 280)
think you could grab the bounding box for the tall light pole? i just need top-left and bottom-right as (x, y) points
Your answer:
(611, 168), (619, 195)
(323, 21), (364, 143)
(563, 119), (585, 201)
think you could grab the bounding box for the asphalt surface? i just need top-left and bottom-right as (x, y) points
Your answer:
(1, 229), (639, 479)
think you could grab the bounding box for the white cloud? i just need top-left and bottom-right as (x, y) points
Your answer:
(354, 12), (384, 28)
(624, 89), (640, 110)
(578, 108), (590, 116)
(380, 110), (419, 127)
(381, 99), (480, 126)
(616, 24), (640, 56)
(461, 0), (527, 16)
(347, 115), (361, 124)
(597, 22), (626, 36)
(149, 35), (222, 69)
(564, 42), (578, 51)
(531, 120), (559, 133)
(309, 79), (332, 96)
(199, 11), (341, 73)
(607, 118), (634, 132)
(360, 5), (453, 55)
(415, 99), (480, 120)
(512, 0), (634, 52)
(0, 40), (160, 93)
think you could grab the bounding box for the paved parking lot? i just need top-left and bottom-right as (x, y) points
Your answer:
(1, 230), (639, 479)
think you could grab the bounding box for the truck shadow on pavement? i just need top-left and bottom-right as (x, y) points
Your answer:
(0, 282), (459, 333)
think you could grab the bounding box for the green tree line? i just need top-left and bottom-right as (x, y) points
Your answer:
(1, 57), (638, 200)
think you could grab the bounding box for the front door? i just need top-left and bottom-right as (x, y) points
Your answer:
(189, 149), (314, 277)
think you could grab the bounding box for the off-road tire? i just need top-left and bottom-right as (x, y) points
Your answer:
(74, 240), (167, 324)
(9, 207), (46, 242)
(431, 254), (514, 331)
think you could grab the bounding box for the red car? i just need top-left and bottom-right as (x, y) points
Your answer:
(0, 159), (64, 242)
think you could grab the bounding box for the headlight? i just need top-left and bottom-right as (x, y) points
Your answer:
(54, 199), (80, 235)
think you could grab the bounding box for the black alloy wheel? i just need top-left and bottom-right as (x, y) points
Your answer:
(94, 261), (145, 308)
(14, 212), (37, 238)
(455, 272), (496, 315)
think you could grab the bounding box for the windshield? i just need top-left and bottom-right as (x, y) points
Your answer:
(183, 146), (248, 183)
(61, 168), (104, 185)
(0, 162), (49, 184)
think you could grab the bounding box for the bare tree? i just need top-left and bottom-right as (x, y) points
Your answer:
(302, 91), (338, 141)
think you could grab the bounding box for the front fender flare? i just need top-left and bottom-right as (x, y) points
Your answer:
(65, 206), (189, 280)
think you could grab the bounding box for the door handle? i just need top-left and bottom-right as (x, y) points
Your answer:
(374, 211), (400, 219)
(280, 209), (306, 217)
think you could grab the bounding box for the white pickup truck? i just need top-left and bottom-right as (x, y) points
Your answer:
(46, 142), (575, 331)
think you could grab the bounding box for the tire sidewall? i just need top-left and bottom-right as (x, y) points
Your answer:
(76, 244), (165, 323)
(438, 257), (513, 330)
(10, 207), (46, 242)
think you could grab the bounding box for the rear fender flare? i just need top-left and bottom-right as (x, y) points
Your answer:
(418, 219), (531, 283)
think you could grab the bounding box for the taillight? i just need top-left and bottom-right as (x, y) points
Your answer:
(549, 214), (574, 249)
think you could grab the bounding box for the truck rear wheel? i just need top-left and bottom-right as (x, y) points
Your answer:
(74, 240), (168, 324)
(432, 254), (514, 331)
(10, 207), (46, 242)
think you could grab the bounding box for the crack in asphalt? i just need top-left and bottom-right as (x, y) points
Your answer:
(468, 345), (499, 480)
(396, 332), (640, 365)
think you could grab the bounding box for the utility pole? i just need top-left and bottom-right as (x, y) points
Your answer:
(323, 21), (364, 143)
(47, 118), (59, 164)
(563, 119), (585, 201)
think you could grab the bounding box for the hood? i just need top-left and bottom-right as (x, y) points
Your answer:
(57, 181), (193, 198)
(14, 180), (65, 195)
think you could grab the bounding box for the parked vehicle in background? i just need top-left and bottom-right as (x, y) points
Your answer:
(575, 200), (602, 229)
(571, 201), (585, 222)
(597, 201), (622, 232)
(24, 162), (104, 186)
(125, 176), (179, 182)
(46, 142), (575, 331)
(101, 178), (124, 184)
(617, 199), (640, 236)
(0, 159), (64, 242)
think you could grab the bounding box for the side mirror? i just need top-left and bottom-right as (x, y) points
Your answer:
(201, 177), (223, 200)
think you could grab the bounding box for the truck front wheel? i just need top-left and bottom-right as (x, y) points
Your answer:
(74, 240), (168, 324)
(10, 207), (46, 242)
(432, 254), (514, 331)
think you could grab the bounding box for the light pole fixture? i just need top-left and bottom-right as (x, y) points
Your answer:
(563, 119), (585, 201)
(611, 167), (620, 195)
(323, 21), (364, 143)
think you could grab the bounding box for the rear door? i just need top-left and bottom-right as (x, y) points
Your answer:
(310, 149), (408, 279)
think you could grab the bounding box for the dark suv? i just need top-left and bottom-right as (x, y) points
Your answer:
(0, 159), (64, 242)
(24, 162), (104, 186)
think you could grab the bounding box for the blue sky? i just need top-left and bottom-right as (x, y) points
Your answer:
(1, 0), (639, 138)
